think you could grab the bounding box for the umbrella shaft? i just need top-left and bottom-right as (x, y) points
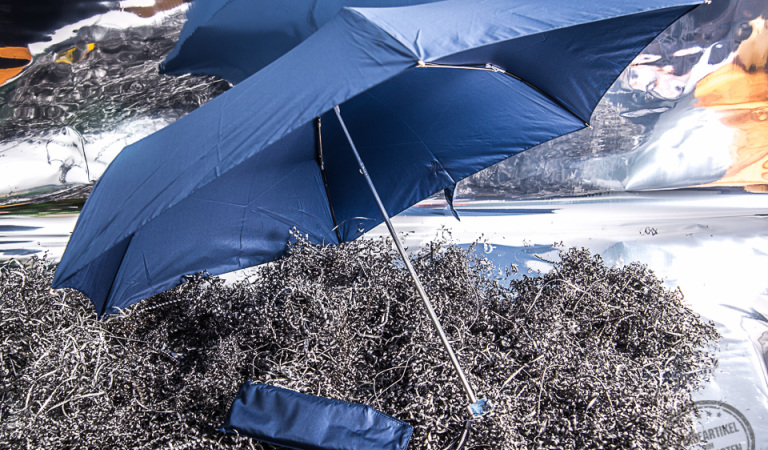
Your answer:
(333, 106), (478, 405)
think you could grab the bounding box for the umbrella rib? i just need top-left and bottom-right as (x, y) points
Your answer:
(314, 116), (342, 243)
(333, 105), (481, 410)
(417, 61), (590, 127)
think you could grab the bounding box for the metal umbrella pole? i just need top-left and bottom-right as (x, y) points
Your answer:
(333, 106), (487, 415)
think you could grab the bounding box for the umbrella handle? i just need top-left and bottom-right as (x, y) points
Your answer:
(333, 105), (481, 408)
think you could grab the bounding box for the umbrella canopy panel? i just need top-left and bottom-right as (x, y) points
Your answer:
(161, 0), (442, 84)
(320, 68), (582, 240)
(53, 0), (703, 315)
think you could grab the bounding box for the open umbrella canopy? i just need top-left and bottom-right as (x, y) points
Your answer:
(160, 0), (442, 84)
(53, 0), (702, 316)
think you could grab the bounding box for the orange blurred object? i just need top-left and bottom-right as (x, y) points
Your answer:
(0, 46), (32, 86)
(695, 16), (768, 188)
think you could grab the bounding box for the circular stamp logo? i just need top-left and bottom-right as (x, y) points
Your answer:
(688, 401), (755, 450)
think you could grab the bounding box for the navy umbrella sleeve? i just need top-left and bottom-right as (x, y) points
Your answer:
(221, 382), (413, 450)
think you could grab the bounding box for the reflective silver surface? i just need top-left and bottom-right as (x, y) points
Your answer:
(1, 2), (229, 202)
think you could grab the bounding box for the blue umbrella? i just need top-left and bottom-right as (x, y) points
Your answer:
(160, 0), (442, 85)
(53, 0), (704, 408)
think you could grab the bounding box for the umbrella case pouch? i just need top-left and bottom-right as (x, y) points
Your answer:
(221, 381), (413, 450)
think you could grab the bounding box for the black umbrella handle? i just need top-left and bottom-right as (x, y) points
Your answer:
(333, 105), (481, 408)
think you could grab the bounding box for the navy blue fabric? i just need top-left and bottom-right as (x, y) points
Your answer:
(53, 0), (702, 315)
(161, 0), (441, 84)
(221, 382), (413, 449)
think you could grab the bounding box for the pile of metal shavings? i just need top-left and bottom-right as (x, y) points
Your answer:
(1, 234), (719, 449)
(0, 10), (231, 141)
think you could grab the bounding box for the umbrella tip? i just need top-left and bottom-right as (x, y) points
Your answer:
(468, 398), (491, 418)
